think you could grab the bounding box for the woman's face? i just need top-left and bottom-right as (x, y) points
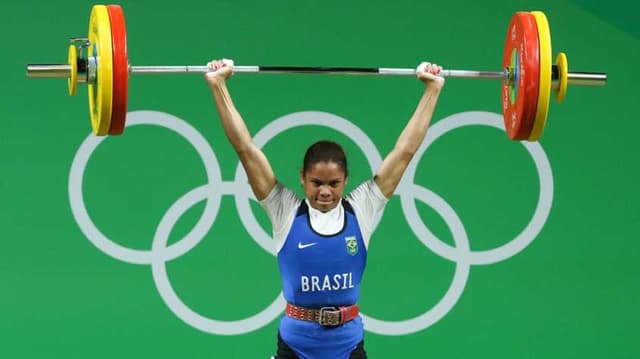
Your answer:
(300, 161), (347, 212)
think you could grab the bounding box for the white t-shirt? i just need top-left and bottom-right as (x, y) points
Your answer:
(259, 179), (389, 253)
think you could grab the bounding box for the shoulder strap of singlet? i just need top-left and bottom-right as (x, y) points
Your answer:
(295, 200), (309, 217)
(342, 198), (355, 215)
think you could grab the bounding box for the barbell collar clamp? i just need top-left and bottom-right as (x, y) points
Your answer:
(69, 37), (91, 49)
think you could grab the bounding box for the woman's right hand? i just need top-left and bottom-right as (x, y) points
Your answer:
(416, 62), (445, 89)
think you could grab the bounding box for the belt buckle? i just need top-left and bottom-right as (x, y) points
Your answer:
(318, 307), (341, 326)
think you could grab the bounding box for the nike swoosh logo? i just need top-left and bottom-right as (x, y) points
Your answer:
(298, 242), (318, 249)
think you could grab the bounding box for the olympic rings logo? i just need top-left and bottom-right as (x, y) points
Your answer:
(68, 110), (553, 336)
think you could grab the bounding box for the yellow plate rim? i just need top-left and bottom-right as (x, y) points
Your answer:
(555, 52), (568, 103)
(87, 4), (113, 136)
(529, 11), (552, 141)
(67, 45), (77, 96)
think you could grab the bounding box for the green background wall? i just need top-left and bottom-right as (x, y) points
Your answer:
(2, 0), (638, 357)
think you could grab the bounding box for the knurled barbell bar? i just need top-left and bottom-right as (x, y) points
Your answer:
(26, 4), (606, 140)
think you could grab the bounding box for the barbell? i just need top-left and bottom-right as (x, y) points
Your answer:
(26, 4), (606, 141)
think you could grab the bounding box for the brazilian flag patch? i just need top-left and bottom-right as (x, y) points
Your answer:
(345, 236), (358, 256)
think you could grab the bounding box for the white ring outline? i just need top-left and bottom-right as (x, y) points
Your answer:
(398, 111), (554, 265)
(69, 110), (223, 264)
(150, 184), (287, 335)
(67, 110), (554, 336)
(360, 183), (471, 335)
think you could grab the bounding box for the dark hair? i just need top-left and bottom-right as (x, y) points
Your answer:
(302, 140), (348, 177)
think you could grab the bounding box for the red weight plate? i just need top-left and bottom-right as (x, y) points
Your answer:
(501, 12), (540, 140)
(107, 4), (129, 135)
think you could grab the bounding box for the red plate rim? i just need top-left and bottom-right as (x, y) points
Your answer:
(107, 4), (128, 135)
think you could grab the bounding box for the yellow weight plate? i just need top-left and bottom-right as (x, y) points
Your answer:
(67, 45), (77, 96)
(528, 11), (552, 141)
(555, 52), (568, 103)
(87, 5), (113, 136)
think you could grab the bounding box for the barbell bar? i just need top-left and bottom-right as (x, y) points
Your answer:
(28, 64), (506, 78)
(26, 64), (605, 84)
(26, 4), (607, 140)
